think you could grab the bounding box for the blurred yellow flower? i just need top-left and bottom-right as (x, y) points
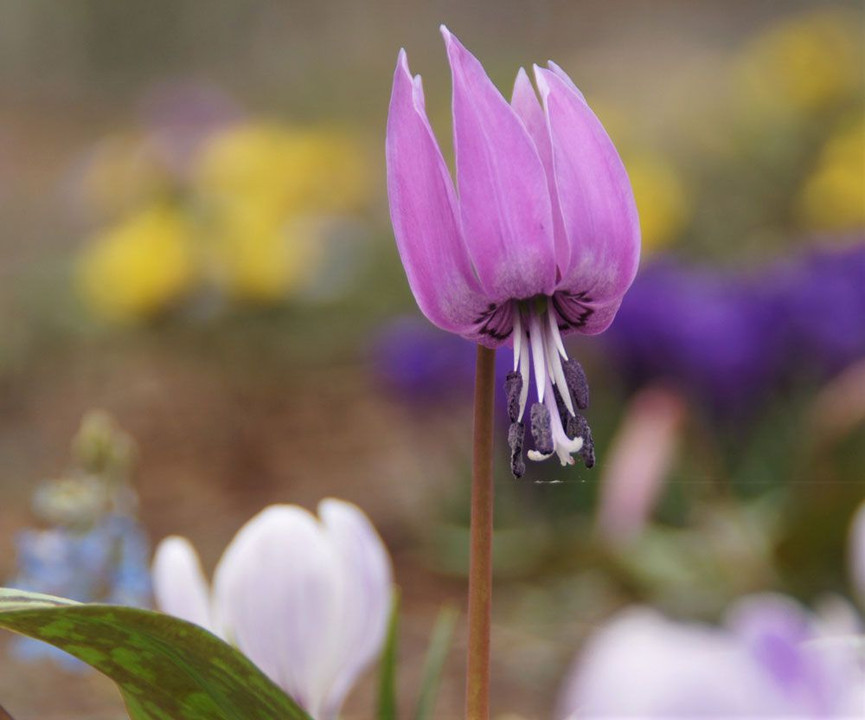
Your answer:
(77, 205), (195, 323)
(205, 201), (322, 303)
(75, 119), (372, 322)
(625, 152), (689, 252)
(195, 123), (370, 216)
(735, 9), (862, 118)
(797, 116), (865, 231)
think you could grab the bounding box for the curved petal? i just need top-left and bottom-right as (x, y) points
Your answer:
(317, 500), (393, 719)
(535, 66), (640, 324)
(212, 505), (341, 717)
(386, 50), (490, 338)
(151, 536), (213, 631)
(511, 68), (569, 274)
(443, 27), (557, 300)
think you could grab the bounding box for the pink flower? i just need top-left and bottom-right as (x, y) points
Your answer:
(595, 387), (686, 544)
(386, 28), (640, 476)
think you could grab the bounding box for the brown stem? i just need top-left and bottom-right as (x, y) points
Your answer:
(465, 344), (496, 720)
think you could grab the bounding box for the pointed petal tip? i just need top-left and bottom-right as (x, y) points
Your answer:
(532, 64), (551, 97)
(542, 61), (586, 101)
(395, 48), (411, 76)
(440, 25), (465, 57)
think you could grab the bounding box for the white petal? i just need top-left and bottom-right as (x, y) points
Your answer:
(151, 536), (213, 632)
(212, 505), (342, 716)
(317, 499), (394, 719)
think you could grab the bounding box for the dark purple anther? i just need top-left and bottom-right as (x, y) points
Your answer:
(567, 413), (595, 468)
(563, 358), (590, 410)
(507, 421), (526, 478)
(505, 371), (523, 423)
(530, 402), (553, 455)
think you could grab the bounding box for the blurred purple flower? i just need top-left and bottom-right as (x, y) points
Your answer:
(557, 594), (864, 718)
(369, 317), (475, 402)
(386, 28), (640, 476)
(606, 242), (865, 418)
(770, 241), (865, 379)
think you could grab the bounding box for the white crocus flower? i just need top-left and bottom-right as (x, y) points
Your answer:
(151, 499), (393, 720)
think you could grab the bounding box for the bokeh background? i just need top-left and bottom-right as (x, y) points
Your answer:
(0, 0), (863, 717)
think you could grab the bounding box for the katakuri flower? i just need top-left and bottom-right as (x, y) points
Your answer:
(151, 500), (393, 720)
(386, 28), (640, 477)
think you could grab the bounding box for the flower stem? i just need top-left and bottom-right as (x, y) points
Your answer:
(466, 344), (496, 720)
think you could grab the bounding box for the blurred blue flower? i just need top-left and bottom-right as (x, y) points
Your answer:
(6, 413), (152, 671)
(8, 513), (153, 669)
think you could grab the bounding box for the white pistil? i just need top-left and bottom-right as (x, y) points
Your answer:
(528, 310), (547, 404)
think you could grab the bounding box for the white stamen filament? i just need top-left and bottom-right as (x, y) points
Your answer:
(547, 305), (568, 359)
(518, 321), (530, 419)
(513, 311), (522, 372)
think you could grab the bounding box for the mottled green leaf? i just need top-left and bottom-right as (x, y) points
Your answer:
(0, 588), (312, 720)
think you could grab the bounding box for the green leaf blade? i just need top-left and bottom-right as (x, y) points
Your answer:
(413, 605), (458, 720)
(377, 589), (401, 720)
(0, 588), (313, 720)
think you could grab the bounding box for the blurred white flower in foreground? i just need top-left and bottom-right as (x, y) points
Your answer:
(152, 499), (393, 720)
(558, 595), (863, 718)
(558, 505), (865, 718)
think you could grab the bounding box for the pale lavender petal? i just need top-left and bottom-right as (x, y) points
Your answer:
(728, 594), (856, 716)
(212, 506), (341, 717)
(317, 499), (393, 719)
(151, 536), (213, 632)
(535, 66), (640, 332)
(511, 68), (569, 274)
(728, 596), (817, 705)
(386, 50), (491, 339)
(443, 27), (557, 300)
(557, 608), (792, 718)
